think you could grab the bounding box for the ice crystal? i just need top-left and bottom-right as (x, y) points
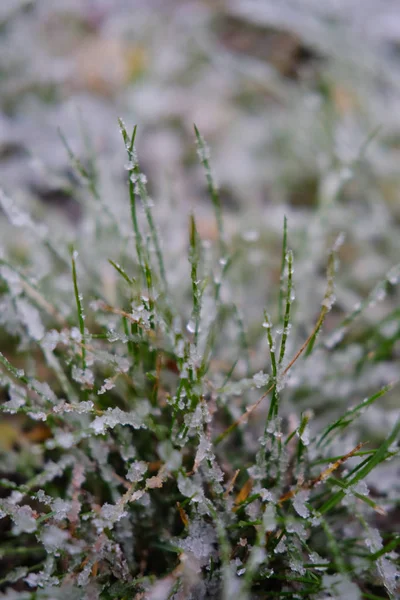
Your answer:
(126, 460), (148, 482)
(101, 503), (128, 525)
(364, 527), (400, 595)
(71, 366), (94, 387)
(308, 551), (329, 570)
(11, 505), (37, 535)
(289, 558), (306, 576)
(98, 377), (116, 395)
(91, 405), (149, 434)
(293, 490), (310, 518)
(158, 440), (182, 471)
(41, 329), (60, 351)
(53, 400), (94, 414)
(27, 411), (47, 421)
(299, 423), (310, 446)
(52, 499), (71, 522)
(177, 473), (205, 504)
(322, 574), (361, 600)
(178, 519), (217, 567)
(262, 503), (277, 532)
(253, 371), (269, 388)
(41, 525), (69, 552)
(32, 380), (57, 403)
(286, 520), (307, 538)
(259, 488), (275, 502)
(274, 536), (287, 554)
(51, 430), (75, 449)
(3, 385), (26, 413)
(193, 435), (212, 472)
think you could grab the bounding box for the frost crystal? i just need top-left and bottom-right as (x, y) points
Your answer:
(15, 298), (44, 341)
(253, 371), (269, 388)
(364, 527), (399, 595)
(177, 473), (204, 503)
(41, 329), (60, 351)
(98, 377), (116, 395)
(322, 574), (360, 600)
(259, 488), (275, 502)
(3, 386), (26, 413)
(289, 558), (305, 576)
(11, 505), (37, 534)
(262, 503), (277, 532)
(91, 405), (149, 434)
(186, 319), (196, 334)
(32, 380), (57, 403)
(274, 536), (287, 554)
(299, 423), (310, 446)
(293, 490), (310, 518)
(126, 461), (148, 482)
(52, 499), (71, 522)
(53, 400), (94, 414)
(71, 366), (94, 387)
(158, 440), (182, 471)
(100, 503), (128, 526)
(309, 551), (329, 570)
(177, 519), (217, 567)
(41, 525), (69, 552)
(193, 435), (212, 471)
(53, 431), (75, 449)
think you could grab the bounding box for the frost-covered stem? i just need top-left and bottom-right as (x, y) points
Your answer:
(119, 119), (167, 292)
(234, 304), (251, 377)
(206, 500), (233, 599)
(263, 311), (279, 422)
(278, 215), (288, 323)
(330, 261), (400, 345)
(0, 352), (30, 385)
(0, 351), (63, 406)
(118, 120), (146, 281)
(71, 249), (86, 370)
(320, 416), (400, 515)
(189, 214), (201, 345)
(122, 316), (137, 366)
(239, 518), (268, 596)
(318, 514), (347, 575)
(194, 125), (225, 254)
(278, 249), (293, 367)
(134, 165), (168, 294)
(58, 127), (100, 201)
(108, 259), (135, 286)
(264, 312), (277, 378)
(305, 238), (339, 357)
(317, 383), (394, 448)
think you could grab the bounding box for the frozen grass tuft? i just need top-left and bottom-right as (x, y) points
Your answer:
(0, 123), (399, 599)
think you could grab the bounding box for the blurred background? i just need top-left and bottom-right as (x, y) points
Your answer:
(2, 0), (400, 220)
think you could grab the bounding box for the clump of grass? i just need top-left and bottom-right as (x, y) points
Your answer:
(0, 122), (399, 600)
